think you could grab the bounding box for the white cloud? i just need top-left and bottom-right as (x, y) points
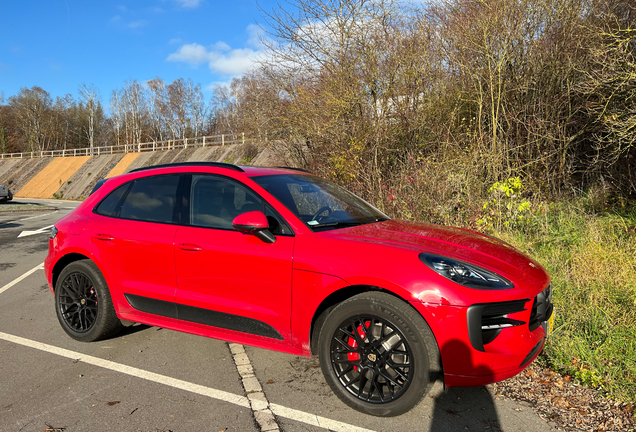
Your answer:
(246, 23), (264, 49)
(167, 43), (211, 65)
(127, 20), (147, 29)
(211, 48), (260, 75)
(172, 0), (201, 8)
(212, 41), (231, 52)
(166, 26), (266, 77)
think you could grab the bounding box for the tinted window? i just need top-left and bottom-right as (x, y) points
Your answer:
(190, 175), (263, 230)
(120, 175), (180, 223)
(265, 205), (292, 235)
(95, 183), (130, 217)
(253, 174), (389, 231)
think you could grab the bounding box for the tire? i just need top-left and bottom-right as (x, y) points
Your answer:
(54, 260), (123, 342)
(318, 292), (438, 416)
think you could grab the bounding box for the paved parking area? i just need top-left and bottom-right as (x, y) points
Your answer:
(0, 198), (555, 432)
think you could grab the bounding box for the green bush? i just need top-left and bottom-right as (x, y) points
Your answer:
(496, 202), (636, 401)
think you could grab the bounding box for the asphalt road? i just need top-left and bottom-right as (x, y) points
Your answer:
(0, 198), (556, 432)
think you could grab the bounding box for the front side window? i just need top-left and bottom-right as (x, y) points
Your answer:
(119, 175), (181, 223)
(190, 175), (263, 230)
(252, 174), (389, 231)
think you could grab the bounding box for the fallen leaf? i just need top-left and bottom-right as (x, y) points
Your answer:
(550, 396), (569, 408)
(266, 380), (274, 384)
(106, 401), (120, 406)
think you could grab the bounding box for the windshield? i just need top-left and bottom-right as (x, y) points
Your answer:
(252, 174), (389, 231)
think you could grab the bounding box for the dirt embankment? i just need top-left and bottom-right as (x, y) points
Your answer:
(0, 142), (283, 200)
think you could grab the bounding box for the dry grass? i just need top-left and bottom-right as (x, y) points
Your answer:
(497, 204), (636, 401)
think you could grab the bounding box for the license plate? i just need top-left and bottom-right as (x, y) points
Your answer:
(546, 308), (555, 337)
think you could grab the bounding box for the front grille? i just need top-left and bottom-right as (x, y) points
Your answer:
(529, 284), (553, 332)
(467, 300), (529, 352)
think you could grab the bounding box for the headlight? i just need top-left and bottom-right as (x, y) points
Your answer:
(419, 253), (514, 290)
(49, 226), (58, 239)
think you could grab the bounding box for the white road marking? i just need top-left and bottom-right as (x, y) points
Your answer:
(270, 404), (374, 432)
(0, 211), (58, 227)
(0, 263), (44, 295)
(0, 332), (250, 408)
(17, 224), (54, 238)
(0, 331), (376, 432)
(229, 343), (280, 431)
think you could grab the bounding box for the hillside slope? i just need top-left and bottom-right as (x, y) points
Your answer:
(0, 142), (283, 200)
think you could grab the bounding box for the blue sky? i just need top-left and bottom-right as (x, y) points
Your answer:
(0, 0), (277, 104)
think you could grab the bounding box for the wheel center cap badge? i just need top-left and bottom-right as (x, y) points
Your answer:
(80, 299), (86, 305)
(367, 353), (377, 362)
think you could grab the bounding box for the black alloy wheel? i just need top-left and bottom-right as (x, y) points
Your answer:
(318, 292), (439, 417)
(55, 260), (123, 342)
(330, 315), (413, 403)
(58, 271), (98, 333)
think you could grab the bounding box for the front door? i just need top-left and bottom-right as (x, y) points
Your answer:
(174, 174), (294, 343)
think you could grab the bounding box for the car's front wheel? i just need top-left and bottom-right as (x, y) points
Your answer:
(318, 292), (437, 416)
(55, 260), (123, 342)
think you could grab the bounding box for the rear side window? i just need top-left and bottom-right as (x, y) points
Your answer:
(95, 183), (130, 217)
(119, 175), (181, 224)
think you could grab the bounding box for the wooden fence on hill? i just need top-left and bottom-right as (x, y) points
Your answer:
(0, 134), (251, 160)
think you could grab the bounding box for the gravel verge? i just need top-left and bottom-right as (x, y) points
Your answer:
(0, 203), (55, 213)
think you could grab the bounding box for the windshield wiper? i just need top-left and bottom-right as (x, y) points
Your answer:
(312, 218), (388, 229)
(311, 221), (363, 229)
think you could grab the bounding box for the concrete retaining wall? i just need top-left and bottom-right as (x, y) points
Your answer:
(0, 142), (286, 201)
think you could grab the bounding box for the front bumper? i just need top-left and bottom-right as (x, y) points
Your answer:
(410, 285), (552, 387)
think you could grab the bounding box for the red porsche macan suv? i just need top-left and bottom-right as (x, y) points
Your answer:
(45, 162), (553, 416)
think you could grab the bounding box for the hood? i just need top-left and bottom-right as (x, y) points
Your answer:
(332, 219), (548, 284)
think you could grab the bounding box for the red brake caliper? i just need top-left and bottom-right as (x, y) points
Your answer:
(348, 321), (369, 372)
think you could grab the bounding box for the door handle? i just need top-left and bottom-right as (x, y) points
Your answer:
(177, 243), (202, 251)
(93, 234), (115, 241)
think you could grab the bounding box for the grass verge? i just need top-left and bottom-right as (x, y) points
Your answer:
(494, 202), (636, 402)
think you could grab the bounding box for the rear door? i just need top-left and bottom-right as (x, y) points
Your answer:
(90, 174), (183, 319)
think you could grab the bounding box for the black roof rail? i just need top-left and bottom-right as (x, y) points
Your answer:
(128, 161), (244, 173)
(275, 166), (313, 174)
(90, 178), (108, 195)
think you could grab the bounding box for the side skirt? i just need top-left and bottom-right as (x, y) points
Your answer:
(124, 293), (284, 340)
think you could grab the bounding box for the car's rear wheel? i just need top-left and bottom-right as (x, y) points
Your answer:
(318, 292), (437, 416)
(55, 260), (122, 342)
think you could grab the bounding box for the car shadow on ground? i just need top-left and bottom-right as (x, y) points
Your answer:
(117, 323), (152, 337)
(429, 339), (501, 431)
(0, 223), (21, 229)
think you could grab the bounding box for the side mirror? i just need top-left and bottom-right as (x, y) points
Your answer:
(232, 211), (276, 243)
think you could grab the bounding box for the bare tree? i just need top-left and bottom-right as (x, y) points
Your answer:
(79, 84), (100, 155)
(8, 86), (54, 152)
(109, 89), (123, 147)
(121, 79), (147, 145)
